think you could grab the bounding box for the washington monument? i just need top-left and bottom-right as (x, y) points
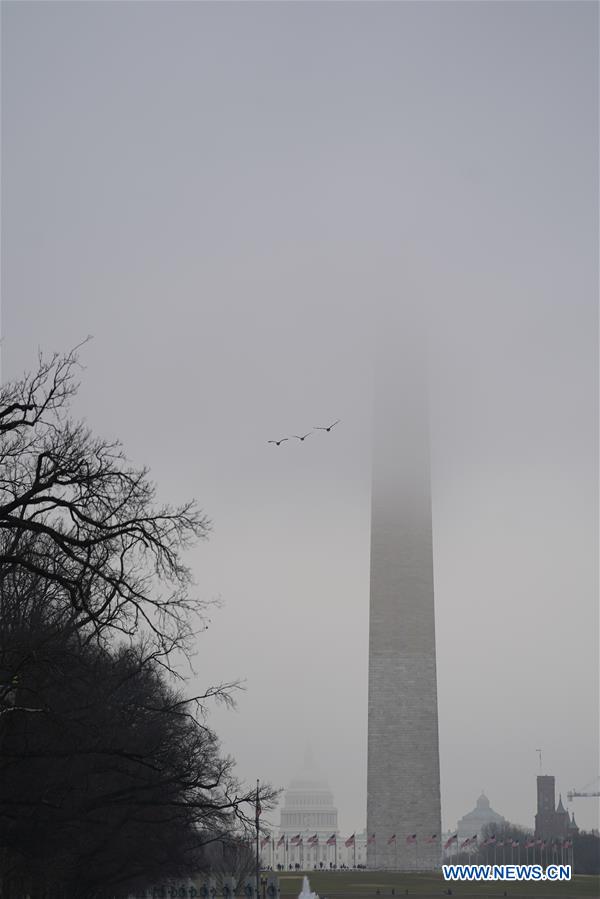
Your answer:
(366, 307), (442, 870)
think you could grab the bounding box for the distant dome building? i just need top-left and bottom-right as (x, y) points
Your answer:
(262, 750), (340, 869)
(280, 758), (337, 836)
(457, 793), (505, 841)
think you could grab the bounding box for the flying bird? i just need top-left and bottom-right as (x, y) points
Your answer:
(292, 433), (312, 442)
(267, 438), (288, 446)
(314, 419), (340, 432)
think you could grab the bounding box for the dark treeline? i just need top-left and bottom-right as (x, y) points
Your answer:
(571, 833), (600, 876)
(475, 823), (599, 875)
(0, 348), (275, 898)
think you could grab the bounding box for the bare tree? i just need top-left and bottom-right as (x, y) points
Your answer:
(0, 347), (279, 897)
(0, 345), (210, 660)
(199, 837), (257, 894)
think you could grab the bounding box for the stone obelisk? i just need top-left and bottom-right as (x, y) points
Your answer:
(366, 308), (441, 870)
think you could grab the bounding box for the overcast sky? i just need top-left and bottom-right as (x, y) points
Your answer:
(1, 1), (598, 834)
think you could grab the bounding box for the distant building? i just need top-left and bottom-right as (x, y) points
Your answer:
(279, 764), (338, 868)
(456, 793), (505, 841)
(260, 753), (371, 870)
(534, 775), (579, 840)
(261, 751), (340, 869)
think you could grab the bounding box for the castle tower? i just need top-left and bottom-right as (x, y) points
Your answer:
(535, 775), (561, 839)
(554, 793), (571, 839)
(366, 309), (442, 870)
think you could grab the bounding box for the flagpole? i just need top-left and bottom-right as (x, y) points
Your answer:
(255, 780), (260, 899)
(415, 838), (418, 872)
(354, 837), (356, 869)
(571, 839), (575, 873)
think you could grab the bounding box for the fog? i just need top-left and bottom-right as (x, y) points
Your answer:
(1, 1), (597, 835)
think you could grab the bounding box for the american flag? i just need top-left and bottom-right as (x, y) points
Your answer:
(277, 836), (285, 847)
(345, 834), (355, 847)
(524, 840), (535, 849)
(425, 835), (438, 844)
(564, 841), (572, 849)
(535, 840), (543, 847)
(326, 834), (336, 846)
(406, 834), (417, 845)
(367, 834), (376, 845)
(460, 839), (470, 849)
(260, 836), (270, 849)
(512, 841), (520, 848)
(488, 835), (497, 845)
(290, 835), (302, 846)
(443, 834), (457, 849)
(307, 835), (318, 846)
(387, 834), (397, 845)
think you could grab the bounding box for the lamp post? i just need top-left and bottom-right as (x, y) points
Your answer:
(255, 781), (261, 899)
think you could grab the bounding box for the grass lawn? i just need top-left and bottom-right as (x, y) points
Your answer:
(274, 870), (600, 899)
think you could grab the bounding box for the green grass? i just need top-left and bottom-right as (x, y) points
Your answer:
(274, 870), (600, 899)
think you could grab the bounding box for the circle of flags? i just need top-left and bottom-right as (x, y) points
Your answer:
(256, 828), (573, 870)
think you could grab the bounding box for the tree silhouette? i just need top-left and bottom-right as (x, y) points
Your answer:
(0, 345), (210, 661)
(0, 347), (278, 897)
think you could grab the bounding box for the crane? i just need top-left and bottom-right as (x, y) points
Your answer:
(567, 777), (600, 802)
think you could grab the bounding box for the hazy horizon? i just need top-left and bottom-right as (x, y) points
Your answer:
(1, 0), (598, 836)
